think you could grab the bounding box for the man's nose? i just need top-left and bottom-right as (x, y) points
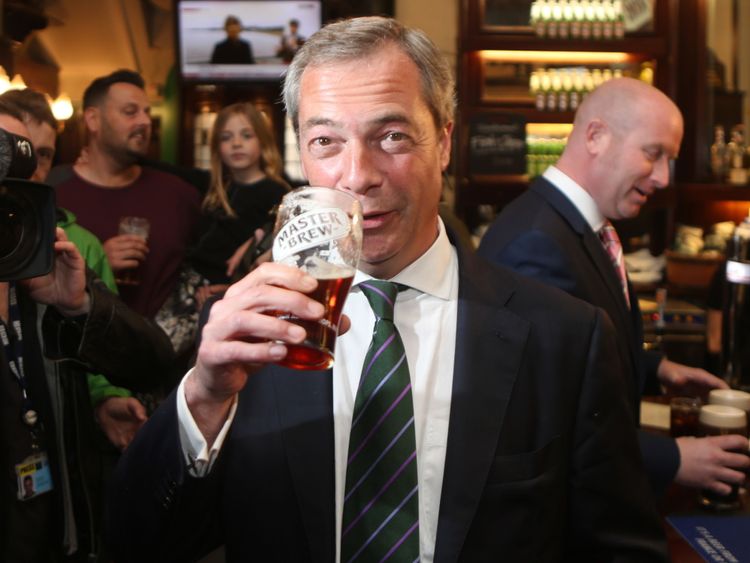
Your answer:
(340, 141), (382, 194)
(651, 158), (671, 188)
(137, 110), (152, 127)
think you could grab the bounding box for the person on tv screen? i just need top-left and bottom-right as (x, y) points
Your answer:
(277, 18), (304, 63)
(211, 15), (255, 64)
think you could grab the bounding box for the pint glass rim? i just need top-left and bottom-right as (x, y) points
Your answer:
(284, 185), (362, 209)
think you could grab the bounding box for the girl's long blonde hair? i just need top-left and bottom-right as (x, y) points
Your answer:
(204, 102), (289, 217)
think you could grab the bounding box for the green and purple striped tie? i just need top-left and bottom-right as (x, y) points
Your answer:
(341, 280), (420, 563)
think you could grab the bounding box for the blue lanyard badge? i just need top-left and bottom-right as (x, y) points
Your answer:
(1, 282), (39, 429)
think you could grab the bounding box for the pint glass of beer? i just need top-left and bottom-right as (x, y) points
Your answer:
(271, 186), (363, 370)
(116, 216), (150, 286)
(698, 404), (749, 511)
(670, 397), (702, 437)
(709, 389), (750, 426)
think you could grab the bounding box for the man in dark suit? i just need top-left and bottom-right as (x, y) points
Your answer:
(210, 15), (255, 64)
(108, 18), (667, 562)
(479, 78), (750, 497)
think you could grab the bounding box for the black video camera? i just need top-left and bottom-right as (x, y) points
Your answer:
(0, 128), (56, 281)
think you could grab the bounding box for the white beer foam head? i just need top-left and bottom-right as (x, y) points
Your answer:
(709, 389), (750, 412)
(302, 255), (355, 279)
(700, 404), (747, 428)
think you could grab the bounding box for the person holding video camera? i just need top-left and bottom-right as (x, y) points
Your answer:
(0, 106), (175, 563)
(1, 87), (148, 452)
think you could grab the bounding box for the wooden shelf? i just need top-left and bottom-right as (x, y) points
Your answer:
(677, 183), (750, 202)
(465, 106), (575, 123)
(465, 34), (668, 55)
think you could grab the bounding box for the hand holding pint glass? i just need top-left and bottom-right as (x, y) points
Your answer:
(698, 404), (749, 511)
(115, 216), (150, 286)
(271, 186), (363, 370)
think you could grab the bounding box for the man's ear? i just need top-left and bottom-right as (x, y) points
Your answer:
(584, 118), (609, 156)
(439, 121), (453, 172)
(83, 106), (100, 134)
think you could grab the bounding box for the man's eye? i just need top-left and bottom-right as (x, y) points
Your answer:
(313, 137), (331, 146)
(381, 131), (411, 151)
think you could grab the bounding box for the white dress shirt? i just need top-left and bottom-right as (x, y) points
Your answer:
(543, 166), (606, 232)
(177, 218), (459, 563)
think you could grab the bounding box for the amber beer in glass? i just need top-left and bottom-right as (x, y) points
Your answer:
(698, 404), (749, 511)
(115, 216), (150, 286)
(272, 186), (363, 370)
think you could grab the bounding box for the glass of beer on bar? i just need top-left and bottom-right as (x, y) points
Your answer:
(271, 186), (363, 370)
(698, 404), (749, 511)
(708, 389), (750, 426)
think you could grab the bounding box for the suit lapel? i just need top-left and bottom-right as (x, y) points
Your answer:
(531, 178), (642, 397)
(531, 179), (635, 342)
(434, 250), (530, 563)
(272, 366), (336, 563)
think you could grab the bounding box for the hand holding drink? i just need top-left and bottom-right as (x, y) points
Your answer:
(697, 404), (749, 511)
(113, 216), (150, 286)
(271, 186), (363, 370)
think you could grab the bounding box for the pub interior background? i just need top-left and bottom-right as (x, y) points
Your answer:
(2, 0), (749, 371)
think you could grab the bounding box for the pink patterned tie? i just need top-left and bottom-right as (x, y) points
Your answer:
(598, 221), (631, 308)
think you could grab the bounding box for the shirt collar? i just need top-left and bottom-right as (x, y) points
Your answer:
(353, 217), (454, 300)
(543, 166), (607, 232)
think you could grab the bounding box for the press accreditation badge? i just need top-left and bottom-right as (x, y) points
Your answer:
(15, 451), (54, 501)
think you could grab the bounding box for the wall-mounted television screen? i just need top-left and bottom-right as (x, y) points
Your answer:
(177, 0), (322, 81)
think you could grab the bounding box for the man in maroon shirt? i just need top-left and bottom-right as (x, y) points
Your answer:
(54, 70), (200, 319)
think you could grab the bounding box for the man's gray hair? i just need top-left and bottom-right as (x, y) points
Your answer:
(283, 16), (455, 133)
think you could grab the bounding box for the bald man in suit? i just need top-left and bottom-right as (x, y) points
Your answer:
(479, 78), (750, 497)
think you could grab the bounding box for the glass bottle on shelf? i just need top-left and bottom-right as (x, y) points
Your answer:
(639, 62), (654, 85)
(540, 1), (553, 38)
(580, 0), (593, 39)
(546, 70), (559, 111)
(530, 70), (545, 111)
(551, 70), (564, 111)
(591, 68), (604, 89)
(602, 0), (615, 39)
(570, 71), (584, 111)
(560, 0), (572, 38)
(530, 1), (542, 36)
(592, 1), (604, 39)
(549, 0), (561, 38)
(727, 125), (748, 185)
(602, 68), (613, 83)
(560, 71), (573, 112)
(582, 70), (595, 101)
(710, 125), (728, 182)
(540, 70), (552, 111)
(570, 0), (583, 38)
(613, 0), (625, 38)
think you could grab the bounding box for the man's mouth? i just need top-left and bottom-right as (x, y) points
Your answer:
(362, 210), (394, 229)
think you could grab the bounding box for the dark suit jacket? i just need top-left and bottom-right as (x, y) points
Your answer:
(478, 176), (679, 493)
(107, 242), (667, 562)
(210, 38), (255, 64)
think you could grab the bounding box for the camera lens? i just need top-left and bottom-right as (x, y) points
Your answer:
(0, 184), (39, 272)
(0, 193), (24, 259)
